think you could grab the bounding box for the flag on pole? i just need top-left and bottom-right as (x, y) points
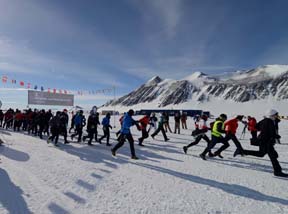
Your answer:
(20, 81), (25, 87)
(11, 79), (16, 84)
(53, 88), (56, 94)
(27, 83), (31, 89)
(34, 85), (38, 90)
(41, 86), (44, 91)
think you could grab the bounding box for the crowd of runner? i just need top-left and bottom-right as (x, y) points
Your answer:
(0, 106), (287, 177)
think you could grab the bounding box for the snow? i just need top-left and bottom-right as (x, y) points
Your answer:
(1, 114), (288, 214)
(228, 65), (288, 81)
(145, 76), (162, 86)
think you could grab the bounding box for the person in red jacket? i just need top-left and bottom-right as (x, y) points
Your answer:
(216, 115), (245, 157)
(247, 116), (257, 141)
(138, 114), (151, 146)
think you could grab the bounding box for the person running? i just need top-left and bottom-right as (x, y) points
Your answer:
(149, 112), (158, 132)
(111, 109), (140, 159)
(222, 115), (245, 157)
(274, 113), (281, 144)
(83, 109), (100, 145)
(199, 114), (228, 160)
(115, 114), (124, 137)
(71, 110), (86, 143)
(98, 113), (112, 146)
(47, 111), (61, 146)
(44, 109), (53, 136)
(183, 114), (212, 156)
(151, 112), (169, 141)
(247, 116), (258, 145)
(69, 111), (76, 134)
(236, 109), (288, 177)
(0, 109), (4, 127)
(60, 109), (69, 144)
(138, 114), (151, 146)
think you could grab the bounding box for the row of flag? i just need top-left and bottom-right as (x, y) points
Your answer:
(1, 75), (113, 96)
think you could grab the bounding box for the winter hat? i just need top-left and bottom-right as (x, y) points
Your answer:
(236, 115), (244, 121)
(128, 109), (134, 116)
(265, 109), (278, 117)
(219, 113), (227, 120)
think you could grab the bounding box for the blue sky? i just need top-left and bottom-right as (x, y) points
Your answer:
(0, 0), (288, 109)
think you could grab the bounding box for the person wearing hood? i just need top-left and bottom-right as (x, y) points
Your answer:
(237, 109), (288, 177)
(111, 109), (141, 159)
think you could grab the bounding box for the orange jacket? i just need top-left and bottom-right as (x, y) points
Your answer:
(224, 118), (238, 134)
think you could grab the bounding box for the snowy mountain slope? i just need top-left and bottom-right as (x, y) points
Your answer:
(105, 65), (288, 109)
(0, 117), (288, 214)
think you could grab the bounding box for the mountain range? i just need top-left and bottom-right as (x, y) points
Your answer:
(104, 65), (288, 108)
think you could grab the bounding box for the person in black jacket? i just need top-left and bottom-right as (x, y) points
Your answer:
(37, 109), (46, 139)
(60, 109), (69, 144)
(47, 111), (61, 145)
(236, 109), (288, 177)
(44, 109), (53, 136)
(83, 111), (100, 145)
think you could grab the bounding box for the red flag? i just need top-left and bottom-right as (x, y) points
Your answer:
(48, 88), (50, 93)
(59, 89), (62, 94)
(20, 81), (25, 86)
(27, 83), (31, 89)
(2, 76), (8, 83)
(53, 89), (56, 94)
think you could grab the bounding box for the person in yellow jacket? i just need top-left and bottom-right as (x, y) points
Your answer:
(200, 114), (228, 160)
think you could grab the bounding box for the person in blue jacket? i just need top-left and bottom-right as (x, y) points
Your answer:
(99, 113), (112, 146)
(111, 109), (140, 159)
(71, 110), (86, 142)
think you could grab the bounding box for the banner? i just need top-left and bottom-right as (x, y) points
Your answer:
(28, 90), (74, 106)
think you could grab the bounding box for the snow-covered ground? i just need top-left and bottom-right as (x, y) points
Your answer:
(0, 116), (288, 214)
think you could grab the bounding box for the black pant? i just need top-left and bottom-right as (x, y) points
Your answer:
(49, 128), (59, 144)
(99, 127), (110, 144)
(187, 134), (210, 148)
(225, 133), (244, 153)
(151, 125), (168, 141)
(139, 129), (149, 144)
(202, 135), (229, 156)
(84, 129), (98, 144)
(112, 133), (136, 157)
(251, 131), (257, 140)
(71, 125), (83, 142)
(38, 125), (45, 139)
(243, 143), (282, 173)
